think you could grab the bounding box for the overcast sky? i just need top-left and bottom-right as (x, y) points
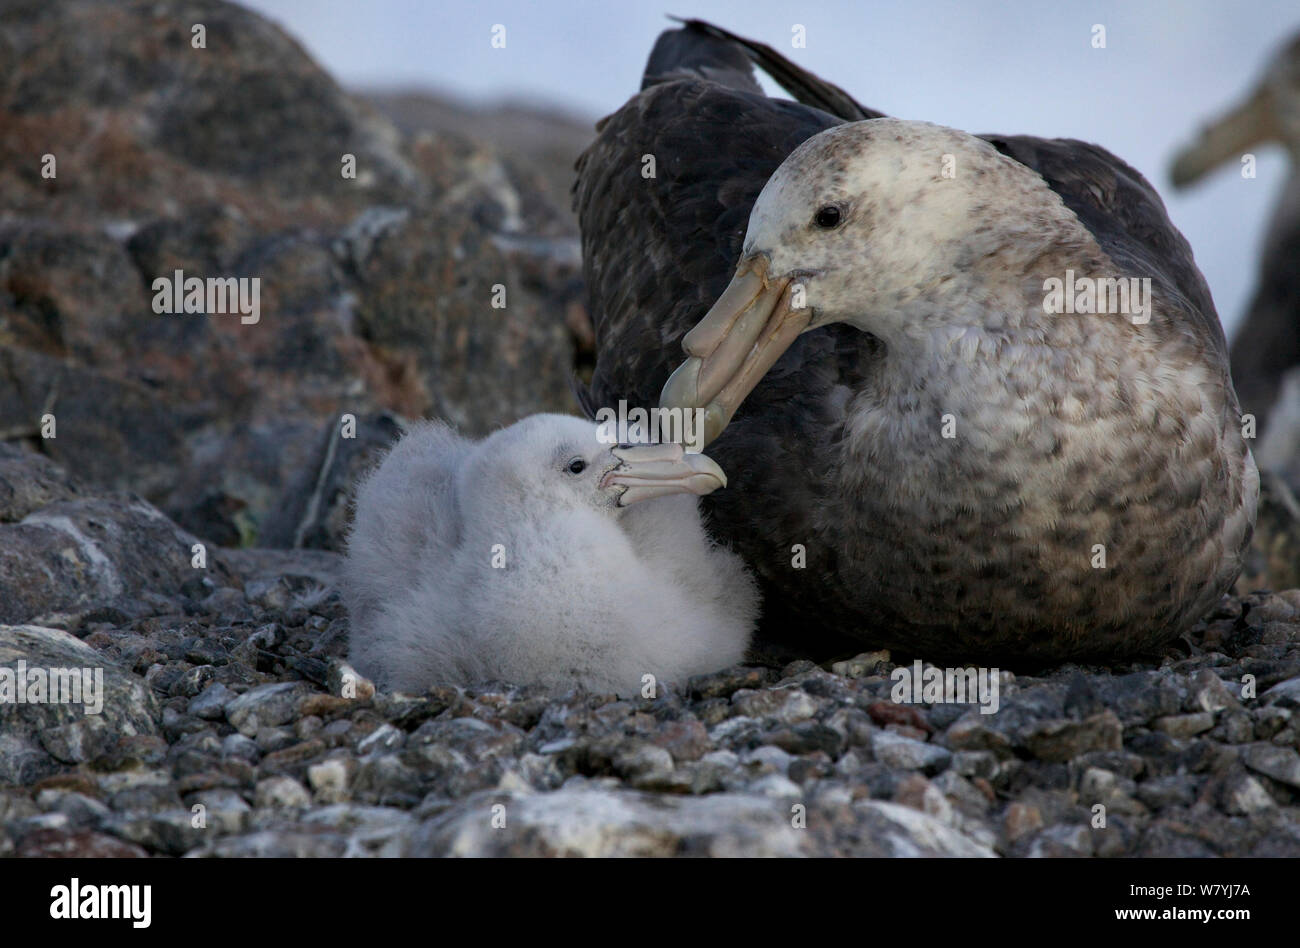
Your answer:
(242, 0), (1298, 339)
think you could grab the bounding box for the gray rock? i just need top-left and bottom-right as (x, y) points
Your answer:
(931, 771), (992, 817)
(1189, 669), (1240, 713)
(1153, 712), (1216, 738)
(0, 624), (159, 782)
(741, 746), (794, 776)
(945, 714), (1014, 756)
(732, 687), (818, 723)
(356, 723), (405, 756)
(255, 776), (312, 809)
(184, 789), (252, 835)
(1221, 770), (1278, 815)
(1086, 673), (1185, 725)
(1242, 744), (1300, 790)
(1023, 712), (1122, 762)
(1135, 775), (1198, 810)
(1262, 676), (1300, 709)
(823, 706), (876, 748)
(254, 726), (298, 753)
(611, 743), (674, 781)
(353, 753), (423, 804)
(306, 758), (354, 804)
(687, 666), (773, 701)
(35, 789), (111, 829)
(188, 829), (349, 858)
(0, 497), (234, 627)
(225, 682), (315, 737)
(764, 722), (846, 757)
(188, 682), (235, 720)
(1212, 710), (1256, 744)
(221, 733), (260, 762)
(302, 804), (414, 857)
(99, 809), (205, 856)
(0, 445), (82, 523)
(1028, 824), (1094, 857)
(1254, 706), (1292, 740)
(852, 800), (995, 857)
(745, 774), (804, 799)
(830, 651), (891, 678)
(872, 731), (952, 774)
(951, 750), (999, 780)
(1, 791), (47, 825)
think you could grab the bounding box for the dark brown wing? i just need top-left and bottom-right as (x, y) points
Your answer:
(574, 19), (881, 412)
(982, 135), (1228, 364)
(669, 18), (879, 121)
(575, 82), (844, 410)
(640, 18), (764, 94)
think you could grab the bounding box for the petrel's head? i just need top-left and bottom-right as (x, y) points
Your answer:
(461, 414), (728, 520)
(660, 117), (1085, 444)
(1171, 32), (1300, 186)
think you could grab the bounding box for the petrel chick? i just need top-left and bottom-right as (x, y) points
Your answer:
(343, 414), (757, 695)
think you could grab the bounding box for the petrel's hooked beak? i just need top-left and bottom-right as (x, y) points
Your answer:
(600, 442), (727, 506)
(658, 254), (812, 445)
(1171, 84), (1279, 188)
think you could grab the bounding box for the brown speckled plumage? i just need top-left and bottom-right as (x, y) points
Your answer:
(575, 21), (1259, 665)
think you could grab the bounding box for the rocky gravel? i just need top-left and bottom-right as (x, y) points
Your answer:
(3, 506), (1299, 856)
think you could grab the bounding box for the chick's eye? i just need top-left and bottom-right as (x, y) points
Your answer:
(814, 205), (842, 228)
(566, 457), (586, 475)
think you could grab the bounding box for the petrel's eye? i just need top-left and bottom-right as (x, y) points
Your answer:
(814, 205), (842, 228)
(566, 457), (586, 475)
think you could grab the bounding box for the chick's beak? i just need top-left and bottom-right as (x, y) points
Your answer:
(599, 442), (727, 507)
(659, 254), (812, 446)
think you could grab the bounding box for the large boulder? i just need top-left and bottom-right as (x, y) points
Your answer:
(0, 624), (160, 785)
(0, 492), (237, 627)
(0, 0), (589, 551)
